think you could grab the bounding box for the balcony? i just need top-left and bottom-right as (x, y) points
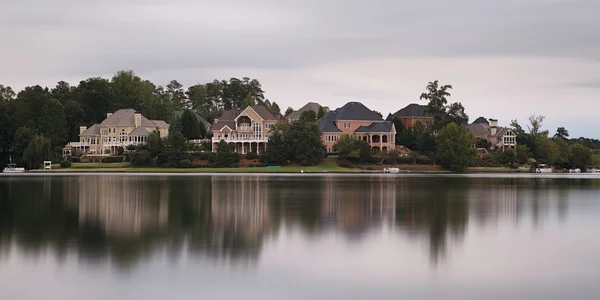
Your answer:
(212, 136), (266, 143)
(70, 142), (90, 147)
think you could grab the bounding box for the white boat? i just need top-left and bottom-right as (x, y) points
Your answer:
(3, 163), (25, 173)
(569, 168), (581, 173)
(383, 167), (400, 173)
(534, 164), (553, 173)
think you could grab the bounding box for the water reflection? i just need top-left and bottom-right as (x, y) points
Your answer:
(0, 175), (599, 271)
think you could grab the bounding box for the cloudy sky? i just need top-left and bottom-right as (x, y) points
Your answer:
(2, 0), (599, 137)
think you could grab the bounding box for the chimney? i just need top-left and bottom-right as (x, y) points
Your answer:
(489, 119), (498, 135)
(214, 119), (219, 124)
(134, 113), (141, 128)
(79, 126), (87, 135)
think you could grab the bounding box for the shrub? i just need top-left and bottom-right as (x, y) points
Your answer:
(397, 156), (412, 164)
(337, 160), (354, 168)
(130, 150), (152, 167)
(68, 156), (81, 162)
(126, 144), (137, 151)
(179, 159), (192, 168)
(102, 156), (125, 163)
(232, 153), (241, 163)
(245, 152), (258, 160)
(208, 153), (217, 163)
(60, 160), (72, 168)
(368, 156), (381, 165)
(416, 156), (432, 164)
(382, 157), (395, 165)
(258, 153), (268, 163)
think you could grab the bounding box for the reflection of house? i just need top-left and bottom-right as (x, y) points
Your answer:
(318, 102), (396, 154)
(321, 177), (396, 233)
(63, 176), (169, 239)
(63, 109), (170, 156)
(387, 103), (433, 129)
(210, 106), (281, 154)
(467, 118), (517, 151)
(285, 102), (329, 123)
(210, 176), (271, 240)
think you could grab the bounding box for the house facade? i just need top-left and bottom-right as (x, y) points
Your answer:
(467, 118), (517, 152)
(64, 109), (170, 156)
(286, 102), (329, 123)
(211, 106), (280, 154)
(387, 103), (433, 129)
(318, 102), (396, 154)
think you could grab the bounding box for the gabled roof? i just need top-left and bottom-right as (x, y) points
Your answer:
(287, 102), (330, 120)
(129, 127), (151, 136)
(467, 123), (512, 138)
(317, 111), (342, 133)
(250, 105), (278, 120)
(354, 122), (394, 133)
(213, 121), (236, 131)
(151, 120), (169, 129)
(334, 102), (383, 121)
(219, 109), (241, 121)
(387, 103), (430, 120)
(100, 109), (152, 127)
(80, 124), (100, 136)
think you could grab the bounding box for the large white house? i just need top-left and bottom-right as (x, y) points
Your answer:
(64, 109), (170, 156)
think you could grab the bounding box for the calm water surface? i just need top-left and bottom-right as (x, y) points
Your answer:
(1, 174), (599, 299)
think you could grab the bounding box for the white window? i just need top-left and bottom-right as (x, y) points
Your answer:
(265, 123), (271, 129)
(253, 123), (262, 138)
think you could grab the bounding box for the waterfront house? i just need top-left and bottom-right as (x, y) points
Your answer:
(467, 118), (517, 152)
(210, 105), (280, 154)
(63, 109), (170, 156)
(386, 103), (433, 129)
(318, 102), (396, 154)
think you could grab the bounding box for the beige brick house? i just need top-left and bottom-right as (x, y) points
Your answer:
(211, 106), (282, 154)
(63, 109), (170, 156)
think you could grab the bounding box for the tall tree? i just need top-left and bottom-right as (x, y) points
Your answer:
(436, 123), (477, 172)
(22, 135), (53, 169)
(569, 143), (592, 171)
(283, 118), (326, 166)
(75, 77), (112, 124)
(38, 99), (68, 147)
(14, 85), (52, 129)
(180, 110), (202, 139)
(527, 114), (547, 137)
(554, 127), (569, 140)
(0, 84), (16, 102)
(299, 110), (317, 123)
(110, 70), (156, 112)
(166, 80), (188, 110)
(420, 80), (452, 130)
(446, 102), (469, 125)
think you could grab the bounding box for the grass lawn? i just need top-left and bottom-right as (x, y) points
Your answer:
(40, 157), (362, 173)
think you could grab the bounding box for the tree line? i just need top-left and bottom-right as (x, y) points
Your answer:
(0, 71), (282, 166)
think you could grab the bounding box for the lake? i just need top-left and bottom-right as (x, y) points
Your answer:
(1, 173), (599, 299)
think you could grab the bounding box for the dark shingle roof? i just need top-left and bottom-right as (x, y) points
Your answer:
(355, 122), (394, 133)
(334, 102), (383, 121)
(212, 121), (235, 131)
(100, 109), (157, 127)
(472, 117), (490, 124)
(129, 127), (151, 136)
(317, 111), (342, 133)
(387, 103), (430, 120)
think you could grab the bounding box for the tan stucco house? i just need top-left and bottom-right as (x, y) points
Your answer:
(318, 102), (396, 154)
(63, 109), (170, 156)
(211, 106), (282, 154)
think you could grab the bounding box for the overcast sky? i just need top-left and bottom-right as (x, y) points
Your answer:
(2, 0), (599, 137)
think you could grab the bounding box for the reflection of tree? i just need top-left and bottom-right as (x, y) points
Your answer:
(396, 177), (469, 264)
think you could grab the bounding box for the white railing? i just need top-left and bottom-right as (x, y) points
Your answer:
(212, 137), (267, 143)
(70, 142), (90, 147)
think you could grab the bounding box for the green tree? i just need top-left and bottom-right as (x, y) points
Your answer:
(215, 139), (236, 166)
(569, 143), (592, 171)
(147, 131), (163, 157)
(0, 84), (16, 102)
(38, 99), (68, 147)
(420, 80), (452, 130)
(74, 77), (112, 124)
(180, 110), (202, 139)
(317, 107), (325, 119)
(168, 130), (187, 152)
(284, 107), (294, 116)
(446, 102), (469, 125)
(333, 134), (358, 158)
(169, 118), (184, 136)
(534, 136), (558, 165)
(23, 135), (53, 169)
(436, 123), (477, 172)
(110, 70), (156, 112)
(283, 119), (326, 165)
(417, 132), (437, 155)
(14, 85), (52, 129)
(166, 80), (188, 110)
(299, 110), (317, 123)
(264, 123), (289, 164)
(553, 138), (571, 169)
(515, 144), (531, 165)
(554, 127), (569, 140)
